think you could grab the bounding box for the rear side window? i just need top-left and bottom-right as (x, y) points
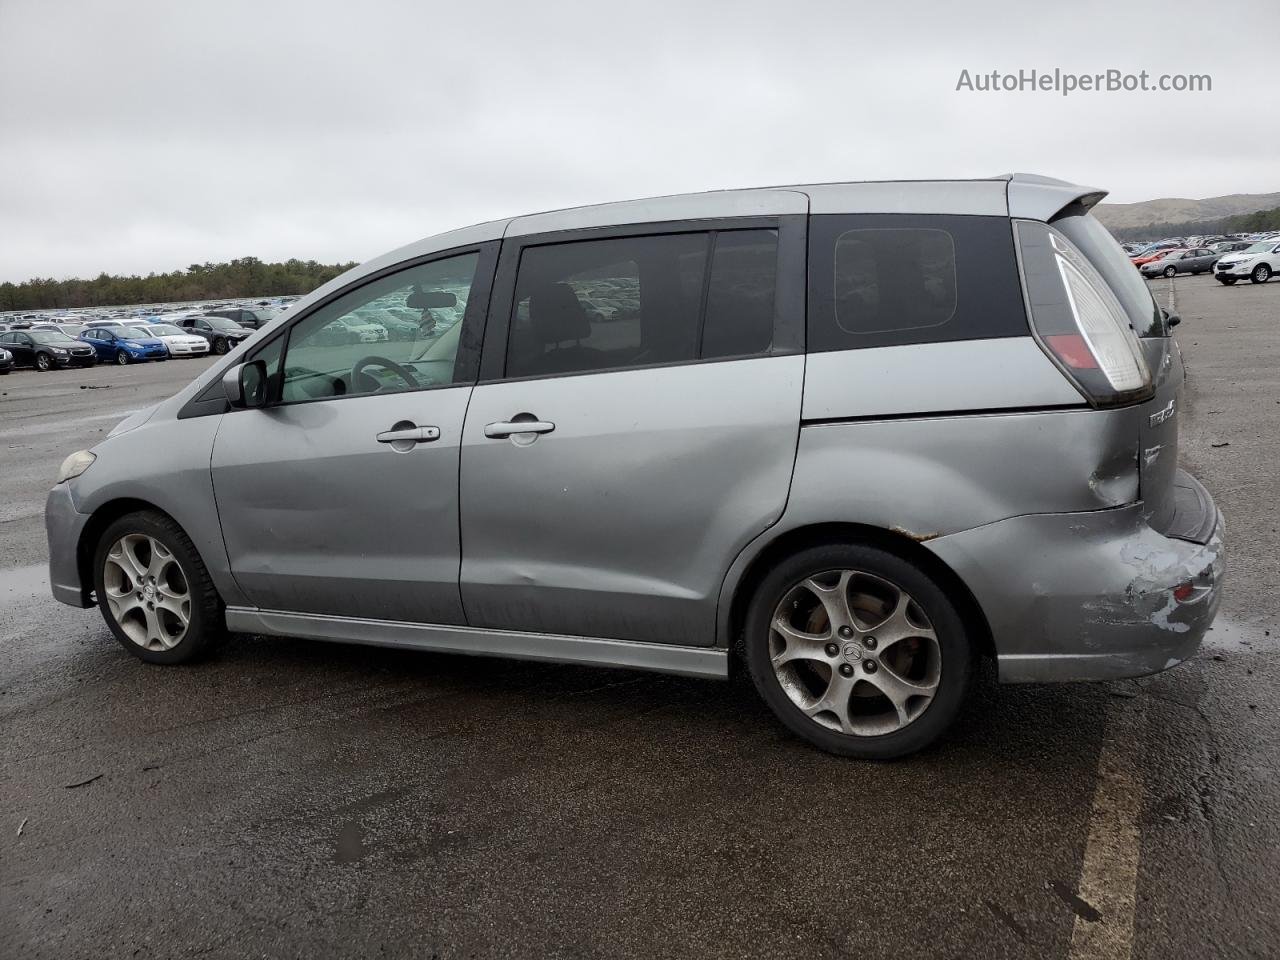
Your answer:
(807, 214), (1029, 352)
(505, 229), (779, 379)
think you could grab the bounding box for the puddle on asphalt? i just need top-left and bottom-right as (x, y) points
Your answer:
(0, 563), (50, 602)
(1200, 619), (1269, 653)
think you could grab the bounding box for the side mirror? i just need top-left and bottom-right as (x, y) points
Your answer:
(222, 360), (268, 408)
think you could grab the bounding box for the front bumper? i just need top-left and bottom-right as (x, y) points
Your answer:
(46, 483), (93, 607)
(927, 478), (1224, 683)
(1215, 263), (1252, 278)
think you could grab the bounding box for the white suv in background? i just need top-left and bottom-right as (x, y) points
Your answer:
(1214, 240), (1280, 285)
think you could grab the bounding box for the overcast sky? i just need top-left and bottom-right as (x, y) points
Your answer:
(2, 0), (1275, 282)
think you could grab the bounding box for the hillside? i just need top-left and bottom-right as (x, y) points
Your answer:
(1095, 192), (1280, 231)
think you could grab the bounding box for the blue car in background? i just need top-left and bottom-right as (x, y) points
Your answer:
(79, 325), (169, 365)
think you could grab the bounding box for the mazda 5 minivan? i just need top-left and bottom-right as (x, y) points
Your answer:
(47, 174), (1224, 758)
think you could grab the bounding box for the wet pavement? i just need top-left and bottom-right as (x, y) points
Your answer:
(1, 276), (1277, 959)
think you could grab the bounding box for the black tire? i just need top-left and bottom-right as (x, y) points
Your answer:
(744, 543), (973, 759)
(1163, 266), (1177, 278)
(1218, 277), (1237, 285)
(34, 352), (52, 372)
(1251, 264), (1272, 284)
(92, 510), (224, 665)
(213, 337), (228, 354)
(115, 349), (129, 365)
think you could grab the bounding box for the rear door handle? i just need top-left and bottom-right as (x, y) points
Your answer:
(376, 425), (440, 444)
(484, 419), (556, 439)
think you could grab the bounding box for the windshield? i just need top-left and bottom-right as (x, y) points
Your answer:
(31, 331), (79, 345)
(1243, 241), (1277, 254)
(1053, 212), (1163, 337)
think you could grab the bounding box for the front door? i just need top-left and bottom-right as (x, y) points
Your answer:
(459, 222), (805, 646)
(211, 245), (496, 624)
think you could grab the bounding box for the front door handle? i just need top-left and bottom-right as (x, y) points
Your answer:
(376, 424), (440, 445)
(484, 418), (556, 439)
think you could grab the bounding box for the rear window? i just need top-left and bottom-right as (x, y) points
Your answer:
(807, 214), (1028, 352)
(1050, 213), (1163, 337)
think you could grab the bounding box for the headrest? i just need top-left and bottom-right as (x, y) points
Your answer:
(529, 283), (591, 344)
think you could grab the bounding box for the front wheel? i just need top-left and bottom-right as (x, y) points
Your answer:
(34, 352), (52, 372)
(1252, 264), (1272, 284)
(1163, 265), (1177, 278)
(744, 543), (973, 759)
(115, 349), (129, 365)
(93, 510), (224, 664)
(213, 337), (228, 354)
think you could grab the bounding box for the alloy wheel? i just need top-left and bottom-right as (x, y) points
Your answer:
(1163, 266), (1176, 278)
(101, 534), (192, 651)
(769, 569), (941, 736)
(1254, 264), (1271, 283)
(213, 337), (227, 354)
(116, 350), (129, 365)
(35, 353), (51, 371)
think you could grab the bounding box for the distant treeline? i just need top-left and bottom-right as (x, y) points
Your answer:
(1111, 206), (1280, 242)
(0, 256), (358, 311)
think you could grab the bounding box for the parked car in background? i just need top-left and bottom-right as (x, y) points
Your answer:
(0, 329), (97, 370)
(1211, 240), (1252, 256)
(128, 322), (212, 358)
(1141, 247), (1219, 278)
(31, 322), (87, 339)
(79, 326), (169, 365)
(45, 174), (1223, 760)
(205, 307), (269, 330)
(312, 314), (389, 345)
(0, 347), (12, 374)
(177, 315), (252, 354)
(1132, 248), (1183, 268)
(1214, 240), (1280, 285)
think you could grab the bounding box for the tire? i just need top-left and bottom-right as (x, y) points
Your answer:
(1218, 277), (1237, 285)
(1251, 264), (1272, 284)
(213, 337), (228, 355)
(115, 349), (129, 365)
(1163, 266), (1177, 278)
(744, 543), (973, 759)
(92, 510), (224, 664)
(34, 352), (52, 372)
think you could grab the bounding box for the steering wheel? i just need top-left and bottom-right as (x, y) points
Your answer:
(351, 356), (419, 393)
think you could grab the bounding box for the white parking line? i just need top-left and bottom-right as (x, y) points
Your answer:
(1067, 695), (1146, 960)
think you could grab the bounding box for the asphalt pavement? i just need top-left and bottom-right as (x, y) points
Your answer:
(1, 276), (1277, 959)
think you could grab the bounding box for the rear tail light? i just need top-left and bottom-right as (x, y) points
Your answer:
(1015, 221), (1154, 407)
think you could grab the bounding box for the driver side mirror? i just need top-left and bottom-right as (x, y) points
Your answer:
(222, 360), (268, 409)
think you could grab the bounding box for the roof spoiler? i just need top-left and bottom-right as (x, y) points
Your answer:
(1000, 173), (1108, 222)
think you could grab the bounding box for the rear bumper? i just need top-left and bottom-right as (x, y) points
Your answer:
(46, 483), (93, 607)
(927, 477), (1224, 683)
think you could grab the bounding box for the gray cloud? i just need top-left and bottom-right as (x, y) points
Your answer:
(2, 0), (1275, 281)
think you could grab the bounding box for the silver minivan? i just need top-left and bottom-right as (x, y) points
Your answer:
(46, 174), (1224, 758)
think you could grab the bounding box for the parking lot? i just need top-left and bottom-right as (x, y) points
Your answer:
(1, 274), (1277, 959)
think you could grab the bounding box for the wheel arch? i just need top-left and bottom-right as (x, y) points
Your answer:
(719, 521), (995, 662)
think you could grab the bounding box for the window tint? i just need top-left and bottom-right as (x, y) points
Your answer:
(701, 230), (778, 359)
(807, 214), (1029, 352)
(504, 229), (779, 379)
(279, 252), (479, 403)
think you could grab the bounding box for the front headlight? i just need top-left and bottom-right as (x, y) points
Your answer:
(52, 347), (68, 354)
(56, 450), (96, 484)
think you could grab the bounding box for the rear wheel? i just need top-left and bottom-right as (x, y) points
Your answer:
(1252, 264), (1272, 284)
(93, 510), (224, 664)
(34, 352), (52, 372)
(744, 543), (973, 759)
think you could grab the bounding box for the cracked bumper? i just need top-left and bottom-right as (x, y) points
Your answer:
(46, 483), (93, 608)
(926, 498), (1224, 683)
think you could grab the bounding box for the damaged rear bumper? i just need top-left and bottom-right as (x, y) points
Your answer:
(926, 481), (1224, 683)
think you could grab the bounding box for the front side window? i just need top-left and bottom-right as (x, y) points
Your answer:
(504, 229), (779, 379)
(279, 251), (479, 403)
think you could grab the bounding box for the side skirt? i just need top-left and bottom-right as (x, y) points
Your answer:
(224, 607), (729, 680)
